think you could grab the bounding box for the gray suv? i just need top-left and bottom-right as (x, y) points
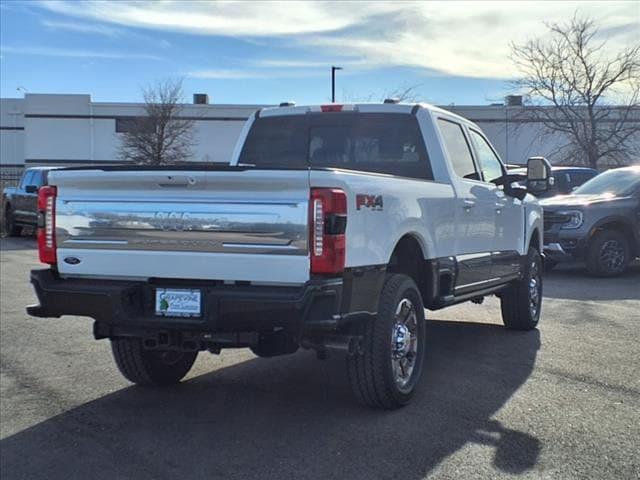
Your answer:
(541, 166), (640, 276)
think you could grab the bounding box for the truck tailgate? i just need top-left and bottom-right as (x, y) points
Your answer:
(49, 169), (310, 284)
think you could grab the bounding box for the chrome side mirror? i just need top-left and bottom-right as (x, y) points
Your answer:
(526, 157), (552, 193)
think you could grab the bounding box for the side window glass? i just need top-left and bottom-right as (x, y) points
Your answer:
(20, 171), (34, 189)
(33, 170), (45, 187)
(437, 119), (478, 180)
(469, 129), (503, 183)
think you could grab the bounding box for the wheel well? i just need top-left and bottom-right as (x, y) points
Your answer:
(388, 235), (429, 301)
(593, 221), (638, 256)
(529, 229), (540, 252)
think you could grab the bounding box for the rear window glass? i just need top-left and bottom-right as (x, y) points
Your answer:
(239, 113), (433, 180)
(437, 119), (478, 180)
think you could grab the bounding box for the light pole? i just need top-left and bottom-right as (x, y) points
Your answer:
(331, 66), (342, 103)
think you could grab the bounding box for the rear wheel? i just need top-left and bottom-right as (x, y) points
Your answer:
(347, 274), (426, 409)
(4, 206), (21, 237)
(501, 247), (542, 331)
(586, 230), (630, 277)
(111, 338), (197, 386)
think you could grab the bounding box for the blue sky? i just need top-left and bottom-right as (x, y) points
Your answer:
(1, 1), (638, 105)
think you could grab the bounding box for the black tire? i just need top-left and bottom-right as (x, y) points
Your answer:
(501, 247), (542, 331)
(347, 273), (426, 409)
(543, 258), (557, 272)
(111, 338), (197, 386)
(585, 230), (630, 277)
(4, 206), (21, 237)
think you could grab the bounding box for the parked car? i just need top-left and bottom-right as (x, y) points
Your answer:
(508, 166), (598, 198)
(542, 166), (640, 276)
(26, 102), (550, 409)
(2, 166), (60, 236)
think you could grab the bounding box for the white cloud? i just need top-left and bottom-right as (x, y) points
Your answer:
(41, 19), (124, 37)
(0, 45), (163, 60)
(188, 68), (326, 79)
(251, 59), (364, 69)
(37, 0), (639, 79)
(38, 0), (394, 36)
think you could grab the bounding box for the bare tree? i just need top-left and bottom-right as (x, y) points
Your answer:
(341, 83), (424, 103)
(511, 15), (640, 168)
(382, 83), (424, 103)
(118, 78), (195, 165)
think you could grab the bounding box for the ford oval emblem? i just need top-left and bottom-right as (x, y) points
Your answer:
(64, 256), (81, 265)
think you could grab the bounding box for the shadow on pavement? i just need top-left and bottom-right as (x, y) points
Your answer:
(0, 236), (36, 251)
(0, 320), (541, 480)
(544, 262), (640, 301)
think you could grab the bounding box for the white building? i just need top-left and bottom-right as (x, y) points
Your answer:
(1, 94), (261, 168)
(1, 93), (637, 169)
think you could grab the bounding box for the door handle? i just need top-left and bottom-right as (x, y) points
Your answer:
(463, 199), (476, 211)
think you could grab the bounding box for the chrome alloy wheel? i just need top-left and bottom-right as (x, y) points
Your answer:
(391, 298), (419, 391)
(528, 259), (541, 319)
(600, 239), (625, 272)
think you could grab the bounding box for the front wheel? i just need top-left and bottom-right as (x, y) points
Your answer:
(585, 230), (630, 277)
(111, 338), (197, 386)
(501, 247), (542, 331)
(347, 273), (426, 409)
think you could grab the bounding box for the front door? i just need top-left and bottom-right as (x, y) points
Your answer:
(467, 128), (523, 278)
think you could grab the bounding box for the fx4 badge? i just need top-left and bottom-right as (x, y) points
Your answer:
(356, 194), (383, 211)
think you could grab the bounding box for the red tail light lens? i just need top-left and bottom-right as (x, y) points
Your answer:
(310, 188), (347, 275)
(321, 104), (343, 112)
(37, 186), (57, 265)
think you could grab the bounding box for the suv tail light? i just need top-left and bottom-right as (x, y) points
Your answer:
(37, 186), (57, 265)
(310, 188), (347, 275)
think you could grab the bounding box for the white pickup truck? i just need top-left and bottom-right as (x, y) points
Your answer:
(27, 101), (551, 409)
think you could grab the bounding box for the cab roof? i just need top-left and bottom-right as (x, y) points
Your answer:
(258, 102), (476, 128)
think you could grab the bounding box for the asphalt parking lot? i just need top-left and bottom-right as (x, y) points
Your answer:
(1, 236), (639, 480)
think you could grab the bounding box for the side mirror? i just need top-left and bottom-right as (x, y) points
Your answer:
(508, 185), (528, 201)
(526, 156), (552, 194)
(25, 185), (39, 194)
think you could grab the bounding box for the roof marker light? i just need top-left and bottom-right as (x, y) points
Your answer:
(321, 104), (343, 112)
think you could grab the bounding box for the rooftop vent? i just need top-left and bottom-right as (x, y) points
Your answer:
(383, 98), (400, 104)
(193, 93), (209, 105)
(505, 95), (523, 107)
(279, 101), (296, 107)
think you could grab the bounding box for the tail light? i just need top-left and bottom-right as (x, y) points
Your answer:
(310, 188), (347, 275)
(37, 186), (57, 265)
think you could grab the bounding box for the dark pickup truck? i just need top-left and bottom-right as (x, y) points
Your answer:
(2, 167), (59, 236)
(508, 166), (598, 198)
(541, 166), (640, 276)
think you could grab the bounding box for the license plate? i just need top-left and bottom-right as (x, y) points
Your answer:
(155, 289), (201, 317)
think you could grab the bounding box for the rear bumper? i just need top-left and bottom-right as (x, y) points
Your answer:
(27, 269), (355, 337)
